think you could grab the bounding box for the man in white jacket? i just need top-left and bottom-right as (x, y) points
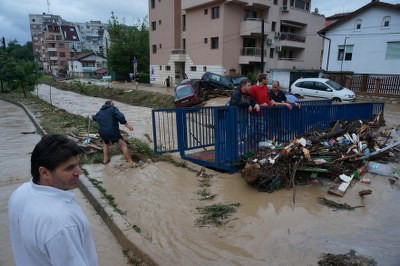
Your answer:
(8, 134), (98, 266)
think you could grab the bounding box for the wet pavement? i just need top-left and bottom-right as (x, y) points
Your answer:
(8, 87), (400, 265)
(0, 99), (129, 266)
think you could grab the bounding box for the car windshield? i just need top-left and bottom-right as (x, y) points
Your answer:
(176, 85), (193, 99)
(326, 80), (344, 91)
(231, 76), (246, 85)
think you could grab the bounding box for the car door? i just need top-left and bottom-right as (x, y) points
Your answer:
(295, 81), (314, 97)
(314, 81), (333, 99)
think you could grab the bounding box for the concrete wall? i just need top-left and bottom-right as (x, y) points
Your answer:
(322, 7), (400, 74)
(269, 70), (291, 90)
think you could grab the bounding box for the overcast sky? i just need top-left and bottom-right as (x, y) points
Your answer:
(0, 0), (398, 44)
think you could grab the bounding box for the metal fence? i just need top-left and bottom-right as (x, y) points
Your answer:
(152, 101), (384, 172)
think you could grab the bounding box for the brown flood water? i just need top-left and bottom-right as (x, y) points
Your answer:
(30, 88), (400, 264)
(0, 100), (129, 266)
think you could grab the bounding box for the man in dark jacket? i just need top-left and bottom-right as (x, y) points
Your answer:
(230, 78), (260, 112)
(92, 100), (134, 164)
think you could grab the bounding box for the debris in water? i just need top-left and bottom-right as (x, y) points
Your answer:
(317, 196), (364, 211)
(359, 189), (373, 197)
(195, 203), (240, 227)
(318, 249), (377, 266)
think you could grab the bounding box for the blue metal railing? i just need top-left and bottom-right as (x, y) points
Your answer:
(152, 101), (384, 172)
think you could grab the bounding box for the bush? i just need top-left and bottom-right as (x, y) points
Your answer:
(139, 72), (150, 84)
(246, 72), (257, 84)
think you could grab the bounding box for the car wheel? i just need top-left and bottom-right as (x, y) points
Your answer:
(333, 97), (342, 103)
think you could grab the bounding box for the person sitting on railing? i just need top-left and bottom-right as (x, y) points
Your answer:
(230, 78), (260, 112)
(270, 80), (301, 110)
(249, 73), (273, 106)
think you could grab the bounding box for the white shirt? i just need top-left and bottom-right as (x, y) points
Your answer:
(8, 181), (98, 266)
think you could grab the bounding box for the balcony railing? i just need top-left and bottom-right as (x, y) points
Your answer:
(171, 49), (186, 54)
(279, 32), (306, 43)
(241, 47), (267, 57)
(277, 57), (304, 62)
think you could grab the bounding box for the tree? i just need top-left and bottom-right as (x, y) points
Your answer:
(107, 12), (149, 80)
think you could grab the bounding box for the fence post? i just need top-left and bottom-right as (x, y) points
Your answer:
(176, 109), (185, 156)
(374, 78), (381, 95)
(361, 75), (368, 93)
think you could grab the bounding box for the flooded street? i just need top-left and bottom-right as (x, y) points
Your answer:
(0, 99), (129, 266)
(8, 86), (400, 265)
(35, 84), (153, 141)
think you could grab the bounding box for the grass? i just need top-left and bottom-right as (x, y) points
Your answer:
(43, 79), (174, 108)
(195, 203), (240, 227)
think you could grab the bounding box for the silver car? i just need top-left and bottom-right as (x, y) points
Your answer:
(290, 78), (356, 102)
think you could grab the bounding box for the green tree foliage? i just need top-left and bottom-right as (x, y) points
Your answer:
(0, 40), (40, 96)
(107, 12), (149, 81)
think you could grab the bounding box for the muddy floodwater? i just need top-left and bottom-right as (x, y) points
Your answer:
(35, 84), (153, 141)
(0, 99), (129, 266)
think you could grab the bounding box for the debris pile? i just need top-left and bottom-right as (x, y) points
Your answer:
(67, 132), (103, 154)
(318, 250), (377, 266)
(243, 113), (400, 195)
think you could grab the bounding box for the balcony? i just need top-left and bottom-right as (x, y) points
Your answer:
(170, 49), (186, 62)
(240, 18), (268, 36)
(276, 57), (304, 69)
(239, 47), (267, 64)
(278, 32), (306, 48)
(47, 47), (57, 52)
(49, 56), (58, 61)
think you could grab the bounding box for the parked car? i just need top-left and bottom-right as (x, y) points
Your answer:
(174, 79), (203, 108)
(201, 72), (235, 90)
(290, 78), (356, 102)
(230, 75), (247, 87)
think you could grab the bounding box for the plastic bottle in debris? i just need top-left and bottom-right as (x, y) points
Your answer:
(367, 162), (396, 176)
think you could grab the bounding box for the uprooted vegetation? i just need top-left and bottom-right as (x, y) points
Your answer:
(318, 250), (377, 266)
(195, 203), (240, 227)
(42, 79), (174, 108)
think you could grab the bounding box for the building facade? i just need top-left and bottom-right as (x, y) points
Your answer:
(319, 1), (400, 75)
(68, 53), (108, 78)
(149, 0), (325, 87)
(75, 21), (108, 55)
(29, 13), (63, 56)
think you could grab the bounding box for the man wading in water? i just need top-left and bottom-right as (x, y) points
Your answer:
(92, 100), (135, 165)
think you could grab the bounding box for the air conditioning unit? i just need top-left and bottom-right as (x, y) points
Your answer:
(275, 46), (282, 52)
(281, 5), (289, 12)
(267, 38), (274, 45)
(274, 32), (281, 39)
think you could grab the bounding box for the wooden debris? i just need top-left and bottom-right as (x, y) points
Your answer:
(317, 196), (364, 210)
(359, 189), (372, 197)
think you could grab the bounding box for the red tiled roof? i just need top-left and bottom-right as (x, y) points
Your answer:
(61, 25), (80, 41)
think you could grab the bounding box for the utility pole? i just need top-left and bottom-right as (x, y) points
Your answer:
(261, 19), (265, 73)
(2, 36), (5, 50)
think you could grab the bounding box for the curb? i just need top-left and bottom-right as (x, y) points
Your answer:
(0, 96), (157, 266)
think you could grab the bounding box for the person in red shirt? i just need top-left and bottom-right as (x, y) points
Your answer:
(250, 73), (273, 106)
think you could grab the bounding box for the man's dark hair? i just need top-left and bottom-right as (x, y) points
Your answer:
(105, 100), (113, 106)
(31, 134), (82, 184)
(239, 78), (251, 88)
(257, 73), (268, 82)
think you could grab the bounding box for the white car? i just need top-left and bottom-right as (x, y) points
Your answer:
(290, 78), (356, 102)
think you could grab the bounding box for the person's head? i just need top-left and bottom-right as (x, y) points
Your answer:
(31, 134), (83, 190)
(257, 73), (268, 85)
(105, 100), (114, 106)
(272, 80), (280, 92)
(239, 78), (251, 93)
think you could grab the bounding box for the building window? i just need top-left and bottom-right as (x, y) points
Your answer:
(159, 20), (162, 25)
(59, 52), (65, 57)
(290, 0), (294, 6)
(32, 18), (36, 22)
(203, 66), (207, 72)
(152, 44), (157, 54)
(159, 43), (162, 49)
(204, 38), (208, 44)
(211, 37), (219, 49)
(273, 0), (278, 5)
(70, 28), (75, 31)
(244, 9), (257, 19)
(59, 43), (64, 48)
(382, 16), (391, 28)
(183, 39), (186, 50)
(152, 21), (157, 31)
(295, 0), (305, 9)
(385, 42), (400, 59)
(151, 0), (155, 8)
(204, 9), (208, 15)
(354, 19), (362, 30)
(338, 45), (353, 61)
(270, 48), (274, 58)
(271, 21), (276, 32)
(211, 7), (220, 19)
(182, 14), (186, 31)
(166, 65), (171, 71)
(159, 66), (162, 70)
(190, 66), (197, 71)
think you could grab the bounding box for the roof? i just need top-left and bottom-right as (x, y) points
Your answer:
(61, 25), (80, 41)
(93, 67), (108, 74)
(69, 52), (106, 61)
(326, 12), (351, 21)
(319, 1), (400, 34)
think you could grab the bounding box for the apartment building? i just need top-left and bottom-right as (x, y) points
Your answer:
(149, 0), (325, 88)
(38, 24), (70, 75)
(29, 13), (63, 55)
(75, 21), (107, 55)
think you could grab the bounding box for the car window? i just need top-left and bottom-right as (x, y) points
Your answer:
(175, 85), (193, 98)
(297, 81), (314, 89)
(231, 76), (246, 85)
(221, 76), (233, 87)
(326, 80), (344, 91)
(210, 74), (221, 82)
(315, 82), (330, 91)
